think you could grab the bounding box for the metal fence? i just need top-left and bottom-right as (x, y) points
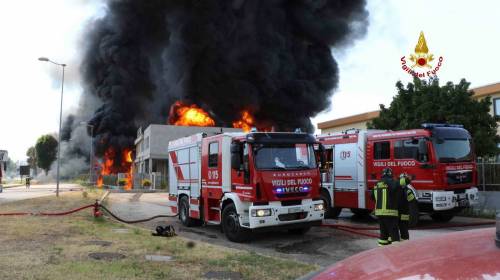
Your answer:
(477, 160), (500, 190)
(82, 172), (168, 191)
(132, 172), (168, 191)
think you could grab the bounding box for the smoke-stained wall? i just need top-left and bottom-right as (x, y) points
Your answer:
(77, 0), (368, 166)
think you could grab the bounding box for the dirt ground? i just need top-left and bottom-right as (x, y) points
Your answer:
(0, 191), (316, 280)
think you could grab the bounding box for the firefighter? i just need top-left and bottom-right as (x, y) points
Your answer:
(398, 173), (416, 241)
(274, 156), (285, 168)
(371, 168), (400, 246)
(25, 176), (31, 189)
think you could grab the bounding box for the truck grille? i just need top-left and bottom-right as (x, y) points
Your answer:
(281, 200), (301, 206)
(277, 193), (308, 199)
(278, 212), (308, 221)
(447, 171), (472, 185)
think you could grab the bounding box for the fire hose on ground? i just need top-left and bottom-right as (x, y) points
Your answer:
(98, 204), (179, 224)
(320, 220), (496, 239)
(321, 224), (380, 238)
(0, 201), (494, 239)
(0, 200), (179, 224)
(0, 203), (96, 217)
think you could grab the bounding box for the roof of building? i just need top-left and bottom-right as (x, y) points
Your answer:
(317, 110), (380, 130)
(471, 82), (500, 99)
(134, 124), (242, 145)
(318, 82), (500, 130)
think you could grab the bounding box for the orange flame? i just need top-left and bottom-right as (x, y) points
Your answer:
(169, 101), (215, 127)
(125, 150), (133, 163)
(96, 147), (133, 190)
(232, 110), (254, 132)
(168, 101), (272, 132)
(121, 149), (133, 190)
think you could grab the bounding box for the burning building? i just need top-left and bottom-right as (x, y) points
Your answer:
(71, 0), (368, 188)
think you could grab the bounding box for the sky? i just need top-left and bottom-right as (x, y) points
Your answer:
(1, 0), (500, 162)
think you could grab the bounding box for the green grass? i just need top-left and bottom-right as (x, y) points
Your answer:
(0, 191), (316, 280)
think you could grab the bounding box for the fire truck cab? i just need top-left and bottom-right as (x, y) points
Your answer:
(167, 131), (324, 242)
(317, 124), (479, 223)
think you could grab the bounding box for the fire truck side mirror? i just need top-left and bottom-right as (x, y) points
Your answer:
(418, 139), (428, 156)
(230, 143), (242, 170)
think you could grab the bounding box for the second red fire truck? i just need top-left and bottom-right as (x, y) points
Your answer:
(316, 124), (479, 223)
(167, 131), (325, 242)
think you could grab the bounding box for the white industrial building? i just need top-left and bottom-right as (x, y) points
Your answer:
(134, 125), (241, 188)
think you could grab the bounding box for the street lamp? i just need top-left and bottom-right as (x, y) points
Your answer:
(80, 122), (95, 185)
(39, 57), (66, 197)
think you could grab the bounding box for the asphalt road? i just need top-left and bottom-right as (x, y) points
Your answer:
(105, 193), (496, 267)
(0, 183), (83, 204)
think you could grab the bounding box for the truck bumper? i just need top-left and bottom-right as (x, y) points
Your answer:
(247, 199), (324, 229)
(418, 187), (479, 211)
(251, 220), (322, 233)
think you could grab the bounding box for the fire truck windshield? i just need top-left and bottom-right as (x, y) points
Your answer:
(253, 144), (317, 170)
(432, 138), (473, 163)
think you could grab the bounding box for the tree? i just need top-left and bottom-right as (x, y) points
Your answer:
(368, 78), (499, 157)
(26, 146), (38, 176)
(6, 157), (16, 177)
(35, 135), (58, 175)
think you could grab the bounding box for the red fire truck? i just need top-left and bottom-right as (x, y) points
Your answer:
(316, 124), (479, 223)
(167, 131), (325, 242)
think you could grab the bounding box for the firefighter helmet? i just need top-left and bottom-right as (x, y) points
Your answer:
(400, 172), (411, 184)
(382, 168), (393, 177)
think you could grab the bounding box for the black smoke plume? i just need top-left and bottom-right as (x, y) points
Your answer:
(80, 0), (368, 165)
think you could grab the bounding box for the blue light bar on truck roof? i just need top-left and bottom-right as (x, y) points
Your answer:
(421, 123), (464, 129)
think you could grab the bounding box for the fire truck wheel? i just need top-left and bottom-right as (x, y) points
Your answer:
(350, 208), (372, 217)
(288, 226), (311, 235)
(430, 211), (455, 223)
(179, 196), (197, 227)
(222, 203), (250, 243)
(320, 191), (340, 218)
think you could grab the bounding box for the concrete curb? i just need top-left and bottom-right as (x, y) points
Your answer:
(2, 184), (23, 189)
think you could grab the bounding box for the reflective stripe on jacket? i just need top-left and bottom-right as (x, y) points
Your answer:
(399, 187), (416, 221)
(372, 179), (399, 217)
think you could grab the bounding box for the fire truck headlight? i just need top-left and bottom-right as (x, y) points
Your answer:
(314, 203), (324, 211)
(252, 209), (272, 217)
